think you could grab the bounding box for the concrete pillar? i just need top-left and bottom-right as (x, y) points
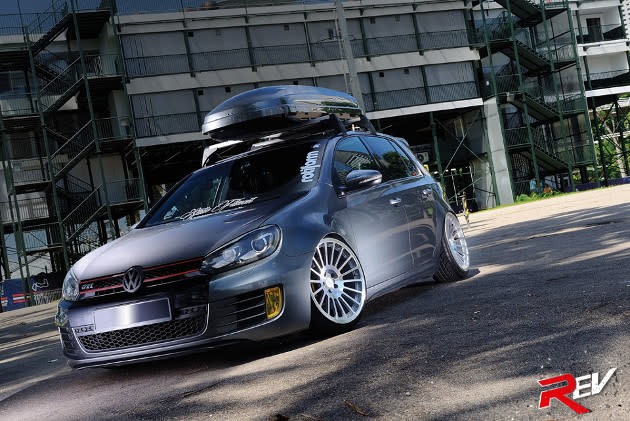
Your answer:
(484, 97), (514, 205)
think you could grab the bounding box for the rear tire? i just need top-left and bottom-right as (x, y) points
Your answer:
(434, 212), (470, 283)
(308, 237), (366, 334)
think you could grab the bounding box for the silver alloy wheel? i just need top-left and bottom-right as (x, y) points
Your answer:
(445, 212), (470, 271)
(309, 238), (366, 324)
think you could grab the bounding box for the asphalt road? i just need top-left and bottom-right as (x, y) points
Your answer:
(1, 185), (629, 421)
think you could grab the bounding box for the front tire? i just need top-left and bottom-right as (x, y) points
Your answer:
(434, 212), (470, 283)
(309, 237), (366, 333)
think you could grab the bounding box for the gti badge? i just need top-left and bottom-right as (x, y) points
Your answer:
(122, 266), (144, 293)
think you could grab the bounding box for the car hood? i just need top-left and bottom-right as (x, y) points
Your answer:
(72, 196), (298, 280)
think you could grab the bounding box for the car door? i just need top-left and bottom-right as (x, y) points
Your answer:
(332, 136), (413, 287)
(392, 139), (438, 274)
(361, 136), (437, 275)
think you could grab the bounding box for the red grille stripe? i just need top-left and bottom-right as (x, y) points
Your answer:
(144, 269), (200, 283)
(143, 257), (203, 272)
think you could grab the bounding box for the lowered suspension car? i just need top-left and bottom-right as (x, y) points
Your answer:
(55, 86), (470, 368)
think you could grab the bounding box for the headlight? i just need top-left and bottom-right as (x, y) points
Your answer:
(62, 270), (80, 301)
(202, 225), (281, 274)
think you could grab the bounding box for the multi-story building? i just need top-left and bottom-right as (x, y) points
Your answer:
(574, 0), (630, 182)
(1, 0), (624, 302)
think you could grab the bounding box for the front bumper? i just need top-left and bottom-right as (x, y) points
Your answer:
(56, 251), (312, 369)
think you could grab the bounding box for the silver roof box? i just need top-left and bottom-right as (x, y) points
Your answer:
(201, 86), (363, 141)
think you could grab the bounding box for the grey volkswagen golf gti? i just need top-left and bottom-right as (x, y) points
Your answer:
(55, 86), (470, 368)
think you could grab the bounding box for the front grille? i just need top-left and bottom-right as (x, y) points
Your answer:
(211, 289), (268, 335)
(77, 309), (207, 352)
(143, 259), (203, 284)
(79, 257), (203, 298)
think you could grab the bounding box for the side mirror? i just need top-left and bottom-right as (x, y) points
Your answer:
(344, 169), (382, 192)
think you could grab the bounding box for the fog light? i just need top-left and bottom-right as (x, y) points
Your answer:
(264, 286), (282, 319)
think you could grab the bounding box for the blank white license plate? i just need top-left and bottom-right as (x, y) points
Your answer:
(93, 298), (172, 333)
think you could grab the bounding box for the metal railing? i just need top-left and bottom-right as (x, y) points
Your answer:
(125, 54), (189, 77)
(50, 117), (132, 176)
(8, 157), (60, 186)
(0, 91), (37, 116)
(542, 43), (575, 64)
(36, 54), (121, 113)
(477, 17), (575, 65)
(0, 197), (50, 222)
(504, 127), (530, 148)
(38, 56), (81, 110)
(252, 44), (310, 66)
(22, 222), (63, 252)
(429, 81), (477, 103)
(107, 178), (142, 204)
(577, 24), (625, 44)
(520, 0), (568, 9)
(310, 39), (364, 61)
(362, 82), (477, 113)
(586, 69), (630, 90)
(26, 0), (69, 36)
(0, 13), (37, 37)
(63, 178), (142, 237)
(419, 30), (469, 50)
(363, 87), (427, 112)
(35, 49), (74, 78)
(26, 0), (114, 35)
(191, 49), (250, 72)
(560, 93), (585, 114)
(504, 126), (565, 161)
(135, 112), (200, 138)
(487, 74), (565, 111)
(125, 30), (469, 79)
(567, 144), (595, 164)
(364, 34), (417, 56)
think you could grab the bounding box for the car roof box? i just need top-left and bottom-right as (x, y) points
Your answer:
(201, 86), (363, 141)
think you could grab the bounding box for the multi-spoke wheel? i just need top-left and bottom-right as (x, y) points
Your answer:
(309, 237), (366, 331)
(434, 212), (470, 283)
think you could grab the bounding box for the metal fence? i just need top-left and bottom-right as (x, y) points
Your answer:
(124, 31), (470, 79)
(135, 112), (200, 138)
(0, 197), (50, 222)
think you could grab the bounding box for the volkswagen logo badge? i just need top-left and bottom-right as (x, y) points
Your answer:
(122, 266), (144, 293)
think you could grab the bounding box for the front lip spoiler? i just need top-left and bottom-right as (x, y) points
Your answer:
(66, 339), (247, 370)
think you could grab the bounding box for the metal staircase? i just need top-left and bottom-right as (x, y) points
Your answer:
(492, 0), (567, 27)
(476, 0), (593, 198)
(0, 0), (145, 283)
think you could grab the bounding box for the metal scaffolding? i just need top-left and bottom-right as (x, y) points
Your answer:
(0, 0), (147, 305)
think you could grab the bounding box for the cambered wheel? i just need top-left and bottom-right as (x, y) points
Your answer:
(434, 212), (470, 283)
(309, 237), (366, 333)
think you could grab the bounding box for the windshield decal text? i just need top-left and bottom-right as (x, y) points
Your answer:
(301, 150), (320, 183)
(180, 197), (258, 220)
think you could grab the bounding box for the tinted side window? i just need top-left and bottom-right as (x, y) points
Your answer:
(391, 141), (421, 177)
(333, 137), (378, 185)
(362, 136), (412, 181)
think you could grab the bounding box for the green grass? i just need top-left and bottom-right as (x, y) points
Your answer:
(476, 189), (580, 212)
(514, 191), (568, 203)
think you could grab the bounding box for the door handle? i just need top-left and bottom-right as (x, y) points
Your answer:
(421, 189), (432, 200)
(389, 197), (402, 206)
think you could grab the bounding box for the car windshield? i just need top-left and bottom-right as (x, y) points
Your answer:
(143, 139), (325, 227)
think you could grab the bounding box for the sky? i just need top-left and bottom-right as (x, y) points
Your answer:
(0, 0), (54, 14)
